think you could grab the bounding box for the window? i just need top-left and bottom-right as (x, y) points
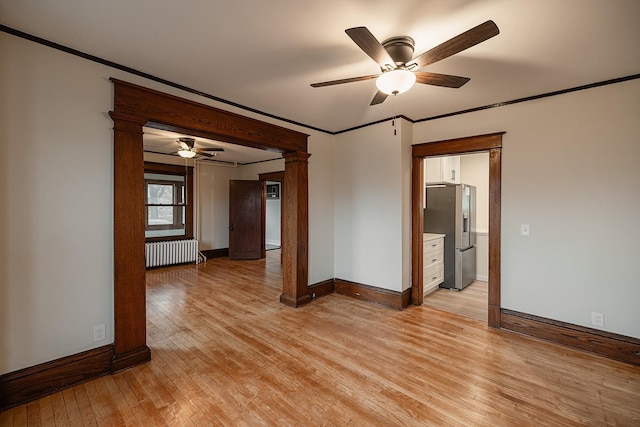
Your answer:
(144, 163), (193, 241)
(145, 176), (185, 230)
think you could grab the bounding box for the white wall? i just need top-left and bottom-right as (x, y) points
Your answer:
(460, 153), (490, 281)
(413, 79), (640, 338)
(307, 133), (336, 286)
(400, 119), (413, 291)
(240, 159), (285, 179)
(196, 162), (243, 250)
(460, 153), (489, 232)
(1, 35), (115, 373)
(334, 120), (411, 292)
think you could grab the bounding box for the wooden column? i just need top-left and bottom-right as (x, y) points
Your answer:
(109, 112), (151, 371)
(487, 148), (502, 328)
(411, 155), (424, 305)
(280, 151), (311, 307)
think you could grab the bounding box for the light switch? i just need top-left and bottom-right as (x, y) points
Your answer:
(520, 224), (531, 236)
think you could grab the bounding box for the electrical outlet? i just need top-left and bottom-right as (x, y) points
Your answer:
(520, 224), (531, 236)
(93, 324), (106, 342)
(591, 312), (604, 327)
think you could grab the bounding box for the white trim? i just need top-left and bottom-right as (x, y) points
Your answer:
(423, 282), (440, 296)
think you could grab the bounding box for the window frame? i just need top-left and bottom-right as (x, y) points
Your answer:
(144, 162), (194, 242)
(145, 178), (186, 231)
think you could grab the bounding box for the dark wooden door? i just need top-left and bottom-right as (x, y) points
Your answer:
(229, 180), (264, 260)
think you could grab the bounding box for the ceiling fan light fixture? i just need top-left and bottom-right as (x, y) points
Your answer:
(178, 149), (197, 158)
(376, 69), (416, 95)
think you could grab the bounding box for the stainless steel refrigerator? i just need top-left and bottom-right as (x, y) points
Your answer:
(424, 183), (476, 290)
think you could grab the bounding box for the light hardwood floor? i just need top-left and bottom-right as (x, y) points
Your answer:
(2, 250), (639, 426)
(423, 281), (488, 322)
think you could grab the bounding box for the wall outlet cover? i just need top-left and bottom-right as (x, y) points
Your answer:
(591, 312), (604, 327)
(93, 324), (106, 342)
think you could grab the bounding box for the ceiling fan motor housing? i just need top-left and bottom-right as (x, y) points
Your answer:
(381, 36), (415, 66)
(178, 137), (196, 149)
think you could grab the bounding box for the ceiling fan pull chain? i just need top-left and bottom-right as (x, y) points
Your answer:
(392, 96), (398, 136)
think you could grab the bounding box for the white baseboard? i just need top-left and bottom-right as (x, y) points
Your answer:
(476, 275), (488, 282)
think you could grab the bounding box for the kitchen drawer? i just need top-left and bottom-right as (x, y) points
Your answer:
(424, 246), (443, 267)
(423, 263), (444, 294)
(423, 238), (443, 253)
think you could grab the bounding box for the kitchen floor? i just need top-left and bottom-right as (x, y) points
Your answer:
(422, 280), (488, 322)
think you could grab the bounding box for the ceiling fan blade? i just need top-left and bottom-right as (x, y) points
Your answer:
(345, 27), (395, 68)
(414, 72), (470, 88)
(194, 147), (224, 153)
(409, 20), (499, 70)
(370, 90), (388, 106)
(311, 74), (379, 88)
(192, 151), (218, 158)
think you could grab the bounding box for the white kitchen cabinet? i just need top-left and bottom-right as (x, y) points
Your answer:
(423, 233), (445, 295)
(425, 156), (460, 184)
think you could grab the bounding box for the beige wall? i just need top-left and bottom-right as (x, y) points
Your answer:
(333, 120), (412, 292)
(196, 161), (243, 250)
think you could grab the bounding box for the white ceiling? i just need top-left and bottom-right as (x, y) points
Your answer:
(142, 127), (281, 164)
(2, 0), (639, 135)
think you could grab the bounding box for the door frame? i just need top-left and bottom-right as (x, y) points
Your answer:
(411, 132), (504, 327)
(109, 79), (310, 371)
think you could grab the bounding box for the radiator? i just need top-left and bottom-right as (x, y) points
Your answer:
(145, 239), (199, 268)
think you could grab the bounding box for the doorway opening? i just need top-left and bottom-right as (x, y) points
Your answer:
(421, 153), (489, 322)
(259, 171), (284, 254)
(265, 181), (282, 251)
(110, 79), (310, 371)
(411, 132), (503, 328)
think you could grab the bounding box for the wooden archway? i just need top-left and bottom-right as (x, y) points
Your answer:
(109, 79), (310, 370)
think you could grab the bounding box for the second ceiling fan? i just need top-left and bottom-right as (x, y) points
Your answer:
(176, 137), (224, 158)
(311, 20), (499, 105)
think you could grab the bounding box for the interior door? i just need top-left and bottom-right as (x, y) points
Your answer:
(229, 180), (264, 260)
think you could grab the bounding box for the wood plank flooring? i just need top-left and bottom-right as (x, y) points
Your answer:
(2, 250), (639, 426)
(423, 281), (488, 322)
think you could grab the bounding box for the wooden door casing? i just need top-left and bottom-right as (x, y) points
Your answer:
(411, 132), (503, 327)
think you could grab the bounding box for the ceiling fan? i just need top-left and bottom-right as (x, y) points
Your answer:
(311, 20), (499, 105)
(176, 137), (224, 158)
